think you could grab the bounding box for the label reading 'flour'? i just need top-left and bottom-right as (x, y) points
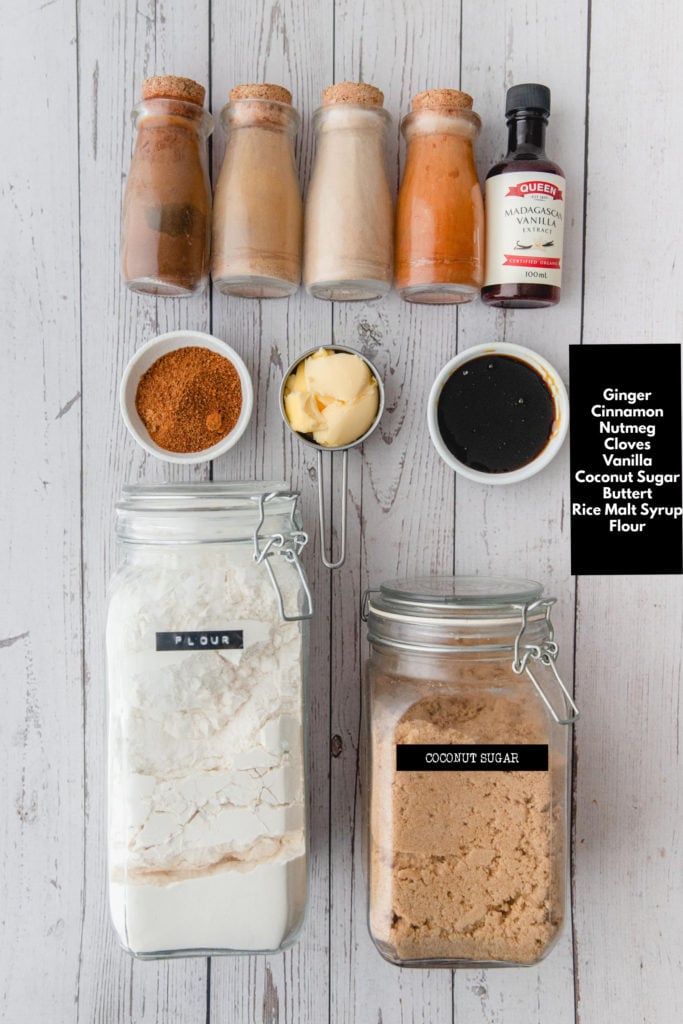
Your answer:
(484, 172), (565, 288)
(396, 744), (549, 772)
(156, 630), (244, 651)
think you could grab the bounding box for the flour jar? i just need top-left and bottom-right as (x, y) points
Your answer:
(106, 483), (312, 958)
(362, 576), (578, 968)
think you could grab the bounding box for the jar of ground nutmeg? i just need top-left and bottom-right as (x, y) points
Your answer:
(212, 84), (302, 298)
(121, 75), (213, 296)
(362, 576), (578, 968)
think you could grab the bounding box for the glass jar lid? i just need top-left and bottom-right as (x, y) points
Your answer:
(115, 482), (312, 623)
(363, 575), (579, 726)
(376, 576), (543, 612)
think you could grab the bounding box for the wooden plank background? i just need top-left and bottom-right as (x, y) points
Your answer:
(1, 0), (681, 1022)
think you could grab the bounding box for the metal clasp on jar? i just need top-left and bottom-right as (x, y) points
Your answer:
(512, 598), (579, 725)
(252, 492), (314, 622)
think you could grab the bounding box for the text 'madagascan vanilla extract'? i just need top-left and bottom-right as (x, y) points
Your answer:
(436, 354), (555, 473)
(482, 83), (565, 308)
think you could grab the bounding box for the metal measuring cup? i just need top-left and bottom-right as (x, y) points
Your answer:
(279, 344), (385, 569)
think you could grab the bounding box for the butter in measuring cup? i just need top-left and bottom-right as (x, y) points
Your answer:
(283, 347), (379, 447)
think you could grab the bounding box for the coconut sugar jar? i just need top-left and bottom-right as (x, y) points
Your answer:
(395, 90), (484, 303)
(106, 483), (312, 958)
(212, 84), (303, 298)
(362, 577), (578, 968)
(304, 82), (393, 300)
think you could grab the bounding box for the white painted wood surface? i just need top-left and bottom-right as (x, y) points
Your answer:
(1, 1), (681, 1022)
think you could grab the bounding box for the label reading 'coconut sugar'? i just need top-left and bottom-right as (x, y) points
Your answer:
(484, 171), (565, 288)
(156, 630), (244, 651)
(396, 744), (549, 772)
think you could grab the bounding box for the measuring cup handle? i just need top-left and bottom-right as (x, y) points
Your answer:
(317, 448), (348, 569)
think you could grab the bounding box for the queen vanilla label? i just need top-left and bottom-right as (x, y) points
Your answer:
(484, 170), (565, 287)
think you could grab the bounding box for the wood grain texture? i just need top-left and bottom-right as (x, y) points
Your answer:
(2, 0), (682, 1022)
(0, 3), (83, 1020)
(330, 1), (463, 1020)
(76, 2), (211, 1021)
(208, 2), (333, 1021)
(574, 1), (683, 1022)
(451, 2), (587, 1018)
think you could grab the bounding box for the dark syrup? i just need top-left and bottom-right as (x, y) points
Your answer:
(437, 354), (555, 473)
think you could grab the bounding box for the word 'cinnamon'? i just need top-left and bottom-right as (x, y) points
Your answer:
(135, 347), (242, 453)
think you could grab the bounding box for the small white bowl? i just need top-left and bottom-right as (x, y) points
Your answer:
(120, 330), (254, 464)
(427, 342), (569, 485)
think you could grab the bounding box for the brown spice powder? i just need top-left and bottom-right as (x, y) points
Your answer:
(370, 688), (563, 964)
(135, 347), (242, 453)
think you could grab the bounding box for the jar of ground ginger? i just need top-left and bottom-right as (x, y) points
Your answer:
(395, 90), (484, 303)
(121, 76), (213, 296)
(304, 82), (393, 301)
(212, 84), (302, 298)
(362, 577), (578, 968)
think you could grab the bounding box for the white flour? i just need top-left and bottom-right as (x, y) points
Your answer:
(106, 544), (307, 954)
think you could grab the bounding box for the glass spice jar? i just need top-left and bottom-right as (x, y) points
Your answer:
(362, 576), (579, 968)
(212, 84), (303, 298)
(121, 75), (213, 296)
(395, 89), (484, 303)
(106, 483), (312, 958)
(304, 82), (393, 301)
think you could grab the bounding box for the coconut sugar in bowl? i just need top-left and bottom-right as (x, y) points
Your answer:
(120, 330), (253, 463)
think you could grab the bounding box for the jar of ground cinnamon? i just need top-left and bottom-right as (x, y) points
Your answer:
(121, 75), (213, 296)
(304, 82), (393, 301)
(363, 576), (579, 968)
(395, 90), (484, 303)
(212, 84), (302, 298)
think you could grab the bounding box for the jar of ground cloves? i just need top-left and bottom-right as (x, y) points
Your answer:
(362, 576), (578, 968)
(304, 82), (393, 301)
(121, 75), (213, 296)
(212, 84), (302, 298)
(396, 89), (484, 303)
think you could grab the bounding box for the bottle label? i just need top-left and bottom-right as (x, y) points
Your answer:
(484, 171), (565, 288)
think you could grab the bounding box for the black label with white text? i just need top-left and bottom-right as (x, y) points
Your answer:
(570, 344), (682, 575)
(156, 630), (244, 651)
(396, 744), (549, 772)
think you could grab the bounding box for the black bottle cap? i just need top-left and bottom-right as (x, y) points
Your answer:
(505, 83), (551, 116)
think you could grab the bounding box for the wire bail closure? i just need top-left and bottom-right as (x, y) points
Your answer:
(252, 492), (314, 622)
(513, 598), (579, 725)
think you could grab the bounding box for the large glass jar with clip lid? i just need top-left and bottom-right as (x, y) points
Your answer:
(106, 483), (312, 959)
(362, 576), (578, 968)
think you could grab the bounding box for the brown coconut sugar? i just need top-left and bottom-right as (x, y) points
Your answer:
(135, 346), (242, 453)
(370, 687), (564, 964)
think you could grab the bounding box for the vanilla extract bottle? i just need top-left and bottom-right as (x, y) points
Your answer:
(482, 84), (566, 308)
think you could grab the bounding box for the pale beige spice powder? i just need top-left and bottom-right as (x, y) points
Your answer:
(370, 684), (564, 964)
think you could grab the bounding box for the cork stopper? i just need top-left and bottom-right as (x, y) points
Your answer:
(411, 88), (473, 112)
(142, 75), (205, 107)
(322, 82), (384, 107)
(229, 83), (292, 104)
